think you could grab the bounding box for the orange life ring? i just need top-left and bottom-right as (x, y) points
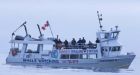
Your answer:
(11, 49), (17, 56)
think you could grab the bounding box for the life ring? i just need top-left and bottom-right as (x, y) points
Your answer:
(11, 49), (17, 56)
(51, 50), (58, 58)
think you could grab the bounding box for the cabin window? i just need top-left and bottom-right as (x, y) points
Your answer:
(101, 47), (104, 51)
(109, 47), (111, 51)
(17, 44), (22, 52)
(111, 32), (118, 38)
(70, 54), (79, 59)
(104, 33), (109, 39)
(26, 44), (38, 53)
(116, 46), (121, 51)
(11, 43), (22, 53)
(105, 48), (108, 51)
(43, 45), (53, 51)
(111, 46), (121, 51)
(82, 54), (87, 59)
(12, 43), (21, 49)
(61, 54), (69, 59)
(89, 54), (96, 59)
(79, 54), (83, 59)
(112, 47), (116, 51)
(100, 33), (109, 39)
(100, 34), (105, 39)
(118, 46), (121, 51)
(101, 47), (108, 51)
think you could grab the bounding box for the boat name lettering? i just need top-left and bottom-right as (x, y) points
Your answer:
(23, 58), (59, 63)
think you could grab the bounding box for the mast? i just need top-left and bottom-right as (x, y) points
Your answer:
(97, 11), (103, 31)
(37, 24), (43, 37)
(12, 21), (28, 39)
(12, 21), (27, 36)
(23, 24), (28, 36)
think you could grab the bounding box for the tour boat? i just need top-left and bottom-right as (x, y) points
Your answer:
(6, 11), (135, 70)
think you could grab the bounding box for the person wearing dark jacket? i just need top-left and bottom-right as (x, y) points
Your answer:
(81, 37), (86, 44)
(77, 38), (82, 44)
(55, 39), (62, 49)
(96, 38), (100, 43)
(58, 39), (62, 44)
(77, 38), (83, 48)
(64, 40), (68, 48)
(88, 41), (93, 48)
(71, 38), (76, 45)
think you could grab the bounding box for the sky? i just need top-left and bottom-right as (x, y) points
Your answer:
(0, 0), (140, 57)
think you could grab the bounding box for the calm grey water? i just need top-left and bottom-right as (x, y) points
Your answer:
(0, 50), (138, 75)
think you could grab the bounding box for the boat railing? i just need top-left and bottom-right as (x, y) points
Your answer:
(54, 43), (97, 49)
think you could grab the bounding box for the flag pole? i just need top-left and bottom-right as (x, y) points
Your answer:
(48, 23), (54, 38)
(37, 24), (43, 37)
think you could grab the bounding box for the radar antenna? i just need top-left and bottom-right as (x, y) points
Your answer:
(97, 11), (103, 31)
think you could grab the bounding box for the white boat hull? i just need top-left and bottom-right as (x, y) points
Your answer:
(6, 54), (135, 69)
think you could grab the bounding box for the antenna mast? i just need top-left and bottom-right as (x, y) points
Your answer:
(97, 11), (103, 31)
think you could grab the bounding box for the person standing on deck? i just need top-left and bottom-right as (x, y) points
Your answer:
(64, 40), (68, 49)
(71, 38), (76, 48)
(81, 37), (86, 44)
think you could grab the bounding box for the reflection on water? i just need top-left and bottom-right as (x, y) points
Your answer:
(92, 68), (134, 73)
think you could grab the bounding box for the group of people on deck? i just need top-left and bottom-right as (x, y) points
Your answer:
(54, 37), (96, 49)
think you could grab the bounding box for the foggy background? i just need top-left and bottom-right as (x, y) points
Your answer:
(0, 0), (140, 57)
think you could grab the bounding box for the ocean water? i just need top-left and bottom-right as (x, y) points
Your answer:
(0, 50), (139, 75)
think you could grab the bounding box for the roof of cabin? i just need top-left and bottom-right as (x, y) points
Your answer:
(10, 39), (55, 44)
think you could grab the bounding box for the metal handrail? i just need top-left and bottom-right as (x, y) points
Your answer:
(54, 43), (97, 49)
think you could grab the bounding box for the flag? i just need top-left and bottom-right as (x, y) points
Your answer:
(45, 21), (49, 27)
(42, 20), (50, 30)
(42, 26), (45, 30)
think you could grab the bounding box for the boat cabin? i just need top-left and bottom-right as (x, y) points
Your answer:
(9, 34), (99, 60)
(96, 28), (122, 57)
